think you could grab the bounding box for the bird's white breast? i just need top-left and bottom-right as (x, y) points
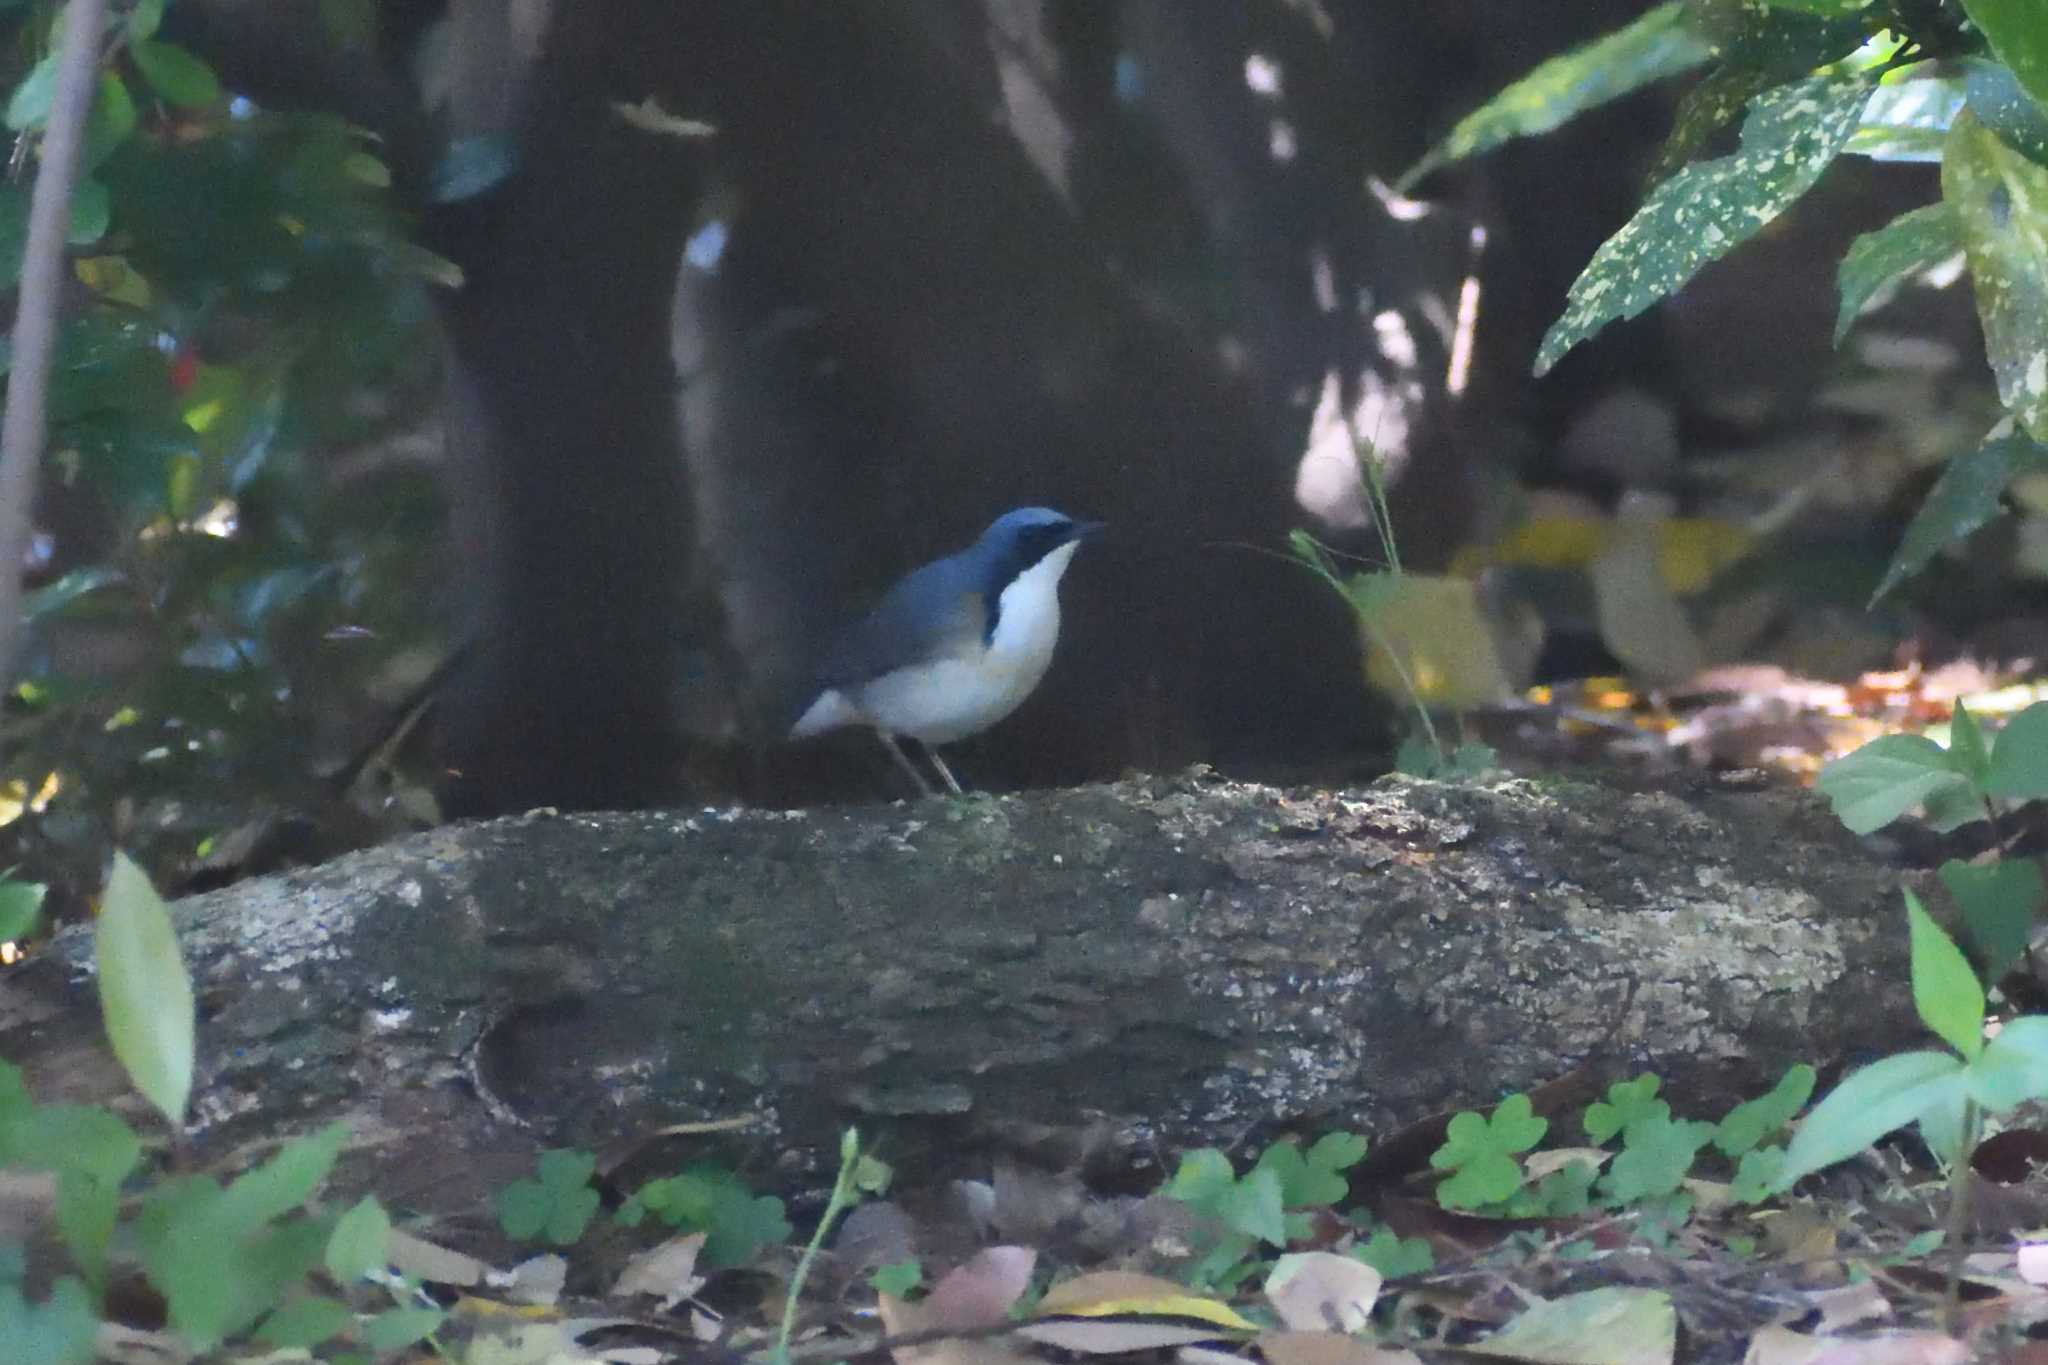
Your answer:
(853, 539), (1078, 743)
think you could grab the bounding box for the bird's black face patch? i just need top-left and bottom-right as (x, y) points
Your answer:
(976, 515), (1087, 643)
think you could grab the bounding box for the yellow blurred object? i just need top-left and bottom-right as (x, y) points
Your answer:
(1450, 515), (1755, 595)
(0, 771), (60, 828)
(1358, 574), (1514, 710)
(73, 255), (152, 308)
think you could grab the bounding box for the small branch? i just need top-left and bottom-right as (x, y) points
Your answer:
(0, 0), (110, 695)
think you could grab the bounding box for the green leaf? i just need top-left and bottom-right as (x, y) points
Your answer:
(1836, 204), (1961, 342)
(1909, 890), (1985, 1059)
(362, 1306), (443, 1352)
(0, 1276), (98, 1365)
(126, 0), (163, 43)
(1960, 0), (2048, 114)
(623, 1166), (792, 1268)
(325, 1196), (390, 1284)
(21, 566), (123, 623)
(6, 55), (59, 132)
(94, 852), (194, 1128)
(1967, 60), (2048, 170)
(0, 880), (45, 942)
(1753, 0), (1874, 13)
(1874, 433), (2048, 603)
(1916, 1069), (1973, 1166)
(1730, 1146), (1786, 1204)
(1988, 701), (2048, 798)
(1773, 1050), (1968, 1189)
(1254, 1132), (1365, 1209)
(1432, 1094), (1547, 1209)
(1945, 108), (2048, 442)
(138, 1173), (331, 1349)
(6, 1104), (142, 1189)
(495, 1182), (550, 1242)
(1968, 1014), (2048, 1111)
(82, 72), (136, 172)
(1473, 1287), (1675, 1363)
(1600, 1114), (1715, 1204)
(495, 1148), (599, 1246)
(870, 1259), (922, 1297)
(1164, 1148), (1238, 1212)
(1715, 1064), (1817, 1157)
(54, 1169), (118, 1291)
(1949, 701), (1994, 786)
(255, 1294), (353, 1349)
(1535, 75), (1870, 375)
(1584, 1075), (1668, 1143)
(1532, 1158), (1598, 1217)
(1218, 1166), (1287, 1246)
(1651, 66), (1777, 183)
(1306, 1130), (1369, 1177)
(1846, 73), (1963, 163)
(1815, 733), (1974, 833)
(127, 40), (220, 109)
(67, 179), (107, 248)
(217, 1122), (349, 1230)
(1940, 856), (2044, 982)
(1395, 2), (1712, 192)
(1351, 1226), (1434, 1279)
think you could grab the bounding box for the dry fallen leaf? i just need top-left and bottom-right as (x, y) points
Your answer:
(1524, 1149), (1612, 1181)
(1036, 1270), (1256, 1329)
(1744, 1325), (1827, 1365)
(879, 1247), (1039, 1365)
(93, 1322), (193, 1365)
(612, 1230), (707, 1311)
(1807, 1332), (1968, 1365)
(1264, 1252), (1383, 1334)
(497, 1252), (566, 1307)
(921, 1246), (1039, 1332)
(1807, 1280), (1890, 1333)
(1258, 1330), (1423, 1365)
(1016, 1318), (1228, 1355)
(387, 1226), (490, 1287)
(1466, 1286), (1676, 1365)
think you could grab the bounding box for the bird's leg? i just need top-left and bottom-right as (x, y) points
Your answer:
(874, 731), (936, 797)
(925, 746), (965, 796)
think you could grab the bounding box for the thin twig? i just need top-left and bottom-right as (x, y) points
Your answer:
(0, 0), (109, 695)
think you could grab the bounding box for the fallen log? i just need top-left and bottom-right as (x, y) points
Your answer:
(0, 768), (1921, 1213)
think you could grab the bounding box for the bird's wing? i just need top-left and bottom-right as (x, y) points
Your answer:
(816, 557), (991, 689)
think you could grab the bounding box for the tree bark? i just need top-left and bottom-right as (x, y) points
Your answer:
(2, 770), (1919, 1211)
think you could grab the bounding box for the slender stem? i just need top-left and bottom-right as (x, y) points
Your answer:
(0, 0), (110, 698)
(770, 1128), (863, 1365)
(1941, 1099), (1979, 1336)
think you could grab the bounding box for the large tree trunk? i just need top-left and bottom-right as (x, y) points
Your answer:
(3, 771), (1919, 1212)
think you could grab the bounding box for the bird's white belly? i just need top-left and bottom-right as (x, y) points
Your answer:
(856, 563), (1067, 743)
(854, 644), (1055, 743)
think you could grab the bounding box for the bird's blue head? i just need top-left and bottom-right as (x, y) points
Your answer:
(965, 507), (1104, 590)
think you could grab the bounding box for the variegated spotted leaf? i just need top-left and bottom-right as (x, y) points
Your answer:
(1846, 71), (1964, 163)
(1943, 109), (2048, 442)
(1836, 202), (1961, 342)
(1872, 431), (2048, 603)
(1395, 2), (1710, 193)
(1535, 76), (1872, 376)
(1960, 0), (2048, 115)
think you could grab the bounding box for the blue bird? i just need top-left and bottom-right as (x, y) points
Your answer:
(790, 507), (1104, 795)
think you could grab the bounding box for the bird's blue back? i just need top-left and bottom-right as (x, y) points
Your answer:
(816, 509), (1073, 689)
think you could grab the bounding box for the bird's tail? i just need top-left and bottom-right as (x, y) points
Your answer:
(789, 687), (860, 738)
